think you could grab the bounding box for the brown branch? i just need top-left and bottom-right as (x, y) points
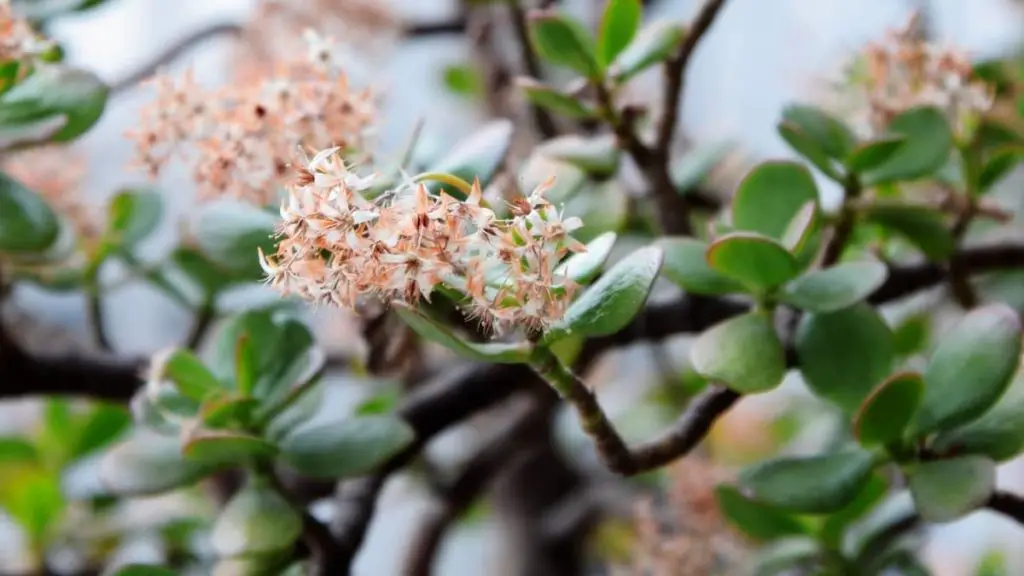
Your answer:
(509, 1), (559, 138)
(987, 491), (1024, 525)
(403, 397), (541, 576)
(870, 243), (1024, 304)
(533, 346), (740, 476)
(110, 23), (244, 94)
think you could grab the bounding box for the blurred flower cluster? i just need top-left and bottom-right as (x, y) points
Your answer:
(127, 30), (376, 206)
(236, 0), (399, 79)
(0, 0), (53, 67)
(259, 148), (587, 334)
(832, 14), (993, 139)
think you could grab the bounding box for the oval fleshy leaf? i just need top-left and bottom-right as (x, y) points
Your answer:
(597, 0), (642, 67)
(910, 304), (1022, 437)
(111, 565), (178, 576)
(862, 202), (955, 261)
(609, 20), (684, 82)
(655, 236), (745, 295)
(106, 188), (162, 247)
(527, 10), (600, 78)
(706, 232), (800, 292)
(780, 104), (856, 159)
(780, 260), (888, 313)
(714, 485), (810, 542)
(211, 476), (302, 558)
(154, 348), (226, 401)
(796, 303), (895, 412)
(546, 245), (663, 342)
(731, 161), (820, 240)
(845, 136), (906, 174)
(555, 231), (617, 285)
(932, 379), (1024, 462)
(99, 432), (213, 496)
(425, 119), (514, 199)
(670, 140), (734, 193)
(278, 415), (415, 479)
(691, 312), (786, 393)
(853, 371), (924, 447)
(0, 171), (60, 253)
(861, 106), (953, 185)
(536, 134), (620, 178)
(394, 306), (534, 363)
(739, 449), (878, 514)
(516, 77), (598, 120)
(195, 200), (278, 279)
(777, 121), (843, 181)
(907, 456), (995, 523)
(182, 431), (278, 465)
(780, 201), (818, 253)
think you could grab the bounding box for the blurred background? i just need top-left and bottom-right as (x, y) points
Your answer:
(2, 0), (1023, 574)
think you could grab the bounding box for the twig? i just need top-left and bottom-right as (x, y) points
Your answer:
(110, 24), (244, 94)
(655, 0), (729, 155)
(532, 346), (739, 476)
(185, 300), (217, 351)
(85, 291), (112, 352)
(821, 174), (863, 267)
(404, 397), (541, 576)
(870, 243), (1024, 304)
(855, 512), (921, 566)
(987, 491), (1024, 525)
(508, 1), (559, 138)
(404, 18), (469, 38)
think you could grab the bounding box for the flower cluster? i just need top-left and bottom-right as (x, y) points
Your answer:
(127, 30), (376, 206)
(0, 0), (53, 68)
(259, 148), (587, 334)
(236, 0), (398, 78)
(832, 14), (993, 139)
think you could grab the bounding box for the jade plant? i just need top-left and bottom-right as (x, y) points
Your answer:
(1, 0), (1023, 575)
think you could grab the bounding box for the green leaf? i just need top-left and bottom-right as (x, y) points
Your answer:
(911, 304), (1022, 436)
(781, 104), (856, 159)
(562, 179), (628, 243)
(69, 404), (131, 460)
(0, 468), (64, 544)
(527, 10), (600, 78)
(862, 106), (953, 185)
(0, 437), (38, 465)
(182, 431), (278, 465)
(536, 134), (620, 178)
(0, 171), (59, 253)
(441, 63), (483, 98)
(212, 476), (302, 558)
(691, 312), (786, 393)
(394, 306), (534, 363)
(200, 394), (260, 429)
(796, 303), (895, 412)
(670, 140), (733, 193)
(425, 119), (514, 199)
(780, 201), (818, 253)
(907, 456), (995, 523)
(751, 538), (823, 576)
(863, 202), (955, 261)
(778, 121), (843, 181)
(0, 64), (108, 143)
(195, 200), (278, 278)
(609, 20), (685, 82)
(739, 449), (878, 514)
(111, 565), (178, 576)
(715, 485), (809, 542)
(154, 348), (226, 401)
(853, 371), (924, 447)
(978, 144), (1023, 193)
(107, 188), (162, 247)
(545, 245), (662, 342)
(706, 232), (800, 292)
(171, 246), (239, 297)
(516, 77), (598, 120)
(597, 0), (642, 67)
(779, 260), (888, 313)
(819, 474), (889, 547)
(932, 379), (1024, 462)
(731, 161), (820, 240)
(845, 136), (907, 174)
(554, 231), (617, 285)
(278, 415), (415, 479)
(655, 236), (745, 295)
(100, 432), (213, 496)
